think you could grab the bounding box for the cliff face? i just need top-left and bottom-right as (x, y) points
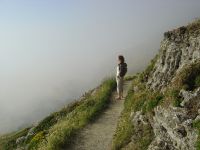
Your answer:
(147, 22), (200, 90)
(127, 20), (200, 150)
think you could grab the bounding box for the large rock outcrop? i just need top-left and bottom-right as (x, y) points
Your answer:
(146, 21), (200, 150)
(127, 20), (200, 150)
(147, 22), (200, 90)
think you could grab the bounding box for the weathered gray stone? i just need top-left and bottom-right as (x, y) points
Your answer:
(148, 105), (198, 150)
(16, 136), (26, 145)
(131, 111), (148, 126)
(180, 87), (200, 107)
(147, 29), (200, 90)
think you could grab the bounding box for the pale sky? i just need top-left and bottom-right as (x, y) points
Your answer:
(0, 0), (200, 133)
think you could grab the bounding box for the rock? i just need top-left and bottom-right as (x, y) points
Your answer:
(195, 115), (200, 121)
(133, 86), (139, 92)
(174, 125), (187, 138)
(179, 89), (194, 107)
(148, 106), (198, 150)
(145, 87), (200, 149)
(182, 119), (193, 127)
(16, 136), (26, 145)
(180, 87), (200, 108)
(25, 127), (35, 140)
(147, 27), (200, 90)
(139, 21), (200, 150)
(131, 111), (148, 126)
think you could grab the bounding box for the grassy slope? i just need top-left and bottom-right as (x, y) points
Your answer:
(0, 78), (116, 150)
(112, 19), (200, 150)
(0, 128), (30, 150)
(0, 93), (93, 150)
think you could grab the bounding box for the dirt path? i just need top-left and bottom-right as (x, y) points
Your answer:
(67, 81), (132, 150)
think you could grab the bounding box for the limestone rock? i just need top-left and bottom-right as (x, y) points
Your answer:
(148, 106), (198, 150)
(180, 87), (200, 107)
(16, 136), (26, 145)
(147, 27), (200, 90)
(131, 111), (148, 126)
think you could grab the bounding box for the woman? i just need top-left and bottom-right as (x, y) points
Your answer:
(116, 55), (127, 100)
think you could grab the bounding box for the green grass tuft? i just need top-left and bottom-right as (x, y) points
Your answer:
(193, 120), (200, 150)
(124, 75), (137, 81)
(143, 94), (163, 112)
(195, 75), (200, 88)
(28, 131), (45, 149)
(172, 60), (200, 91)
(170, 89), (182, 107)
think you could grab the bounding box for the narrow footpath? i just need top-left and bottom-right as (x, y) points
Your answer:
(67, 81), (132, 150)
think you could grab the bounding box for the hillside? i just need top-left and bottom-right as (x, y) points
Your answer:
(1, 19), (200, 150)
(112, 19), (200, 150)
(0, 79), (116, 150)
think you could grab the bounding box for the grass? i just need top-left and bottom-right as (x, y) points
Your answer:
(0, 128), (30, 150)
(195, 75), (200, 88)
(124, 75), (137, 81)
(0, 93), (91, 150)
(193, 120), (200, 150)
(170, 89), (183, 107)
(0, 78), (116, 150)
(142, 94), (163, 113)
(187, 18), (200, 34)
(172, 60), (200, 91)
(126, 124), (154, 150)
(112, 75), (161, 150)
(36, 78), (116, 150)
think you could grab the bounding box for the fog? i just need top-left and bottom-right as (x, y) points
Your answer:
(0, 0), (200, 134)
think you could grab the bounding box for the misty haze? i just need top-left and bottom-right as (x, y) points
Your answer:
(1, 0), (200, 135)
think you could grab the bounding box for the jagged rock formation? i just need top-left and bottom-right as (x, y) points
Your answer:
(148, 88), (200, 150)
(129, 20), (200, 150)
(147, 22), (200, 90)
(147, 21), (200, 150)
